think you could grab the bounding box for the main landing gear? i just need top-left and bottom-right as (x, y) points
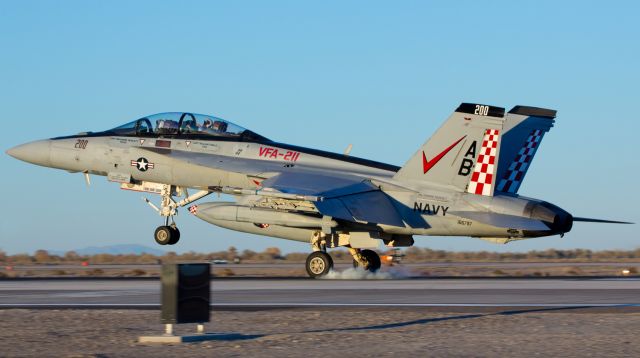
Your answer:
(351, 249), (382, 273)
(305, 251), (333, 278)
(305, 233), (381, 278)
(303, 248), (382, 278)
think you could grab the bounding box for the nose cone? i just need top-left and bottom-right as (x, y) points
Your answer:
(6, 140), (52, 167)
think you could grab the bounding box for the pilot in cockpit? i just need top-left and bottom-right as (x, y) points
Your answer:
(156, 119), (179, 134)
(182, 118), (198, 133)
(202, 119), (213, 130)
(212, 120), (228, 132)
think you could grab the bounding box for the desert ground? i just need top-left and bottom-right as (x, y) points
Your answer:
(1, 307), (639, 357)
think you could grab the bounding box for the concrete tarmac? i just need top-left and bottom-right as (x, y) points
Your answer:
(10, 261), (640, 270)
(1, 277), (639, 307)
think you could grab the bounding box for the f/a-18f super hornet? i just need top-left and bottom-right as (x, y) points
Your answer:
(6, 103), (631, 277)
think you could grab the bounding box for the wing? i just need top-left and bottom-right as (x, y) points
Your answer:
(261, 171), (407, 227)
(143, 147), (408, 227)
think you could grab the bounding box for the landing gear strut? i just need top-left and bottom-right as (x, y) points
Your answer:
(146, 185), (181, 246)
(144, 184), (210, 246)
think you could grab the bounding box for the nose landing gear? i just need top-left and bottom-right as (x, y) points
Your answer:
(154, 222), (181, 246)
(145, 185), (181, 246)
(143, 184), (210, 246)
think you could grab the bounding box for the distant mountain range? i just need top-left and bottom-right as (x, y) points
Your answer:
(51, 244), (166, 256)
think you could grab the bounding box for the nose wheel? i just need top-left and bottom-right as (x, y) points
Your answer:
(154, 225), (180, 245)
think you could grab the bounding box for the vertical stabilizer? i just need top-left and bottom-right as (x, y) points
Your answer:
(393, 103), (505, 196)
(495, 106), (556, 194)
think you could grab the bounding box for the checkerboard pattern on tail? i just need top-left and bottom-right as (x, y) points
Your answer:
(497, 129), (543, 193)
(467, 129), (500, 196)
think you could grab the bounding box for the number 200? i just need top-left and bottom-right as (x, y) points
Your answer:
(474, 105), (489, 116)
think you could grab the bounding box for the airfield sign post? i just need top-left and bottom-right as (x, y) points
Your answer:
(139, 263), (216, 343)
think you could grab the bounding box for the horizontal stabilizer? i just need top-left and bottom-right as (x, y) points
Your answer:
(450, 211), (550, 231)
(573, 217), (634, 224)
(477, 237), (530, 244)
(315, 191), (406, 227)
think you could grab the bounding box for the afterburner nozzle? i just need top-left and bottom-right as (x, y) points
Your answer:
(531, 201), (573, 235)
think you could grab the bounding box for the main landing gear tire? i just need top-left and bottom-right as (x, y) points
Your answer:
(353, 249), (381, 273)
(306, 252), (334, 278)
(154, 226), (180, 245)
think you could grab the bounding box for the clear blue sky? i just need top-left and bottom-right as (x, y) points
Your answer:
(1, 1), (638, 254)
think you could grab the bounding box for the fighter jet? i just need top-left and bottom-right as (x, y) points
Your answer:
(6, 103), (631, 277)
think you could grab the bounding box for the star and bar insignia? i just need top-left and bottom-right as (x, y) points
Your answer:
(131, 157), (155, 172)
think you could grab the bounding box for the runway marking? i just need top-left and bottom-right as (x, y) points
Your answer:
(1, 303), (639, 308)
(215, 303), (640, 307)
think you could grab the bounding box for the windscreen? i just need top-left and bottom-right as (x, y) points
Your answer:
(108, 112), (251, 138)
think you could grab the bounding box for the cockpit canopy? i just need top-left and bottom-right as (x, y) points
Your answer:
(108, 112), (268, 141)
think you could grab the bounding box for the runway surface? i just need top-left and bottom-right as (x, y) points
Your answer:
(1, 277), (639, 308)
(12, 261), (640, 270)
